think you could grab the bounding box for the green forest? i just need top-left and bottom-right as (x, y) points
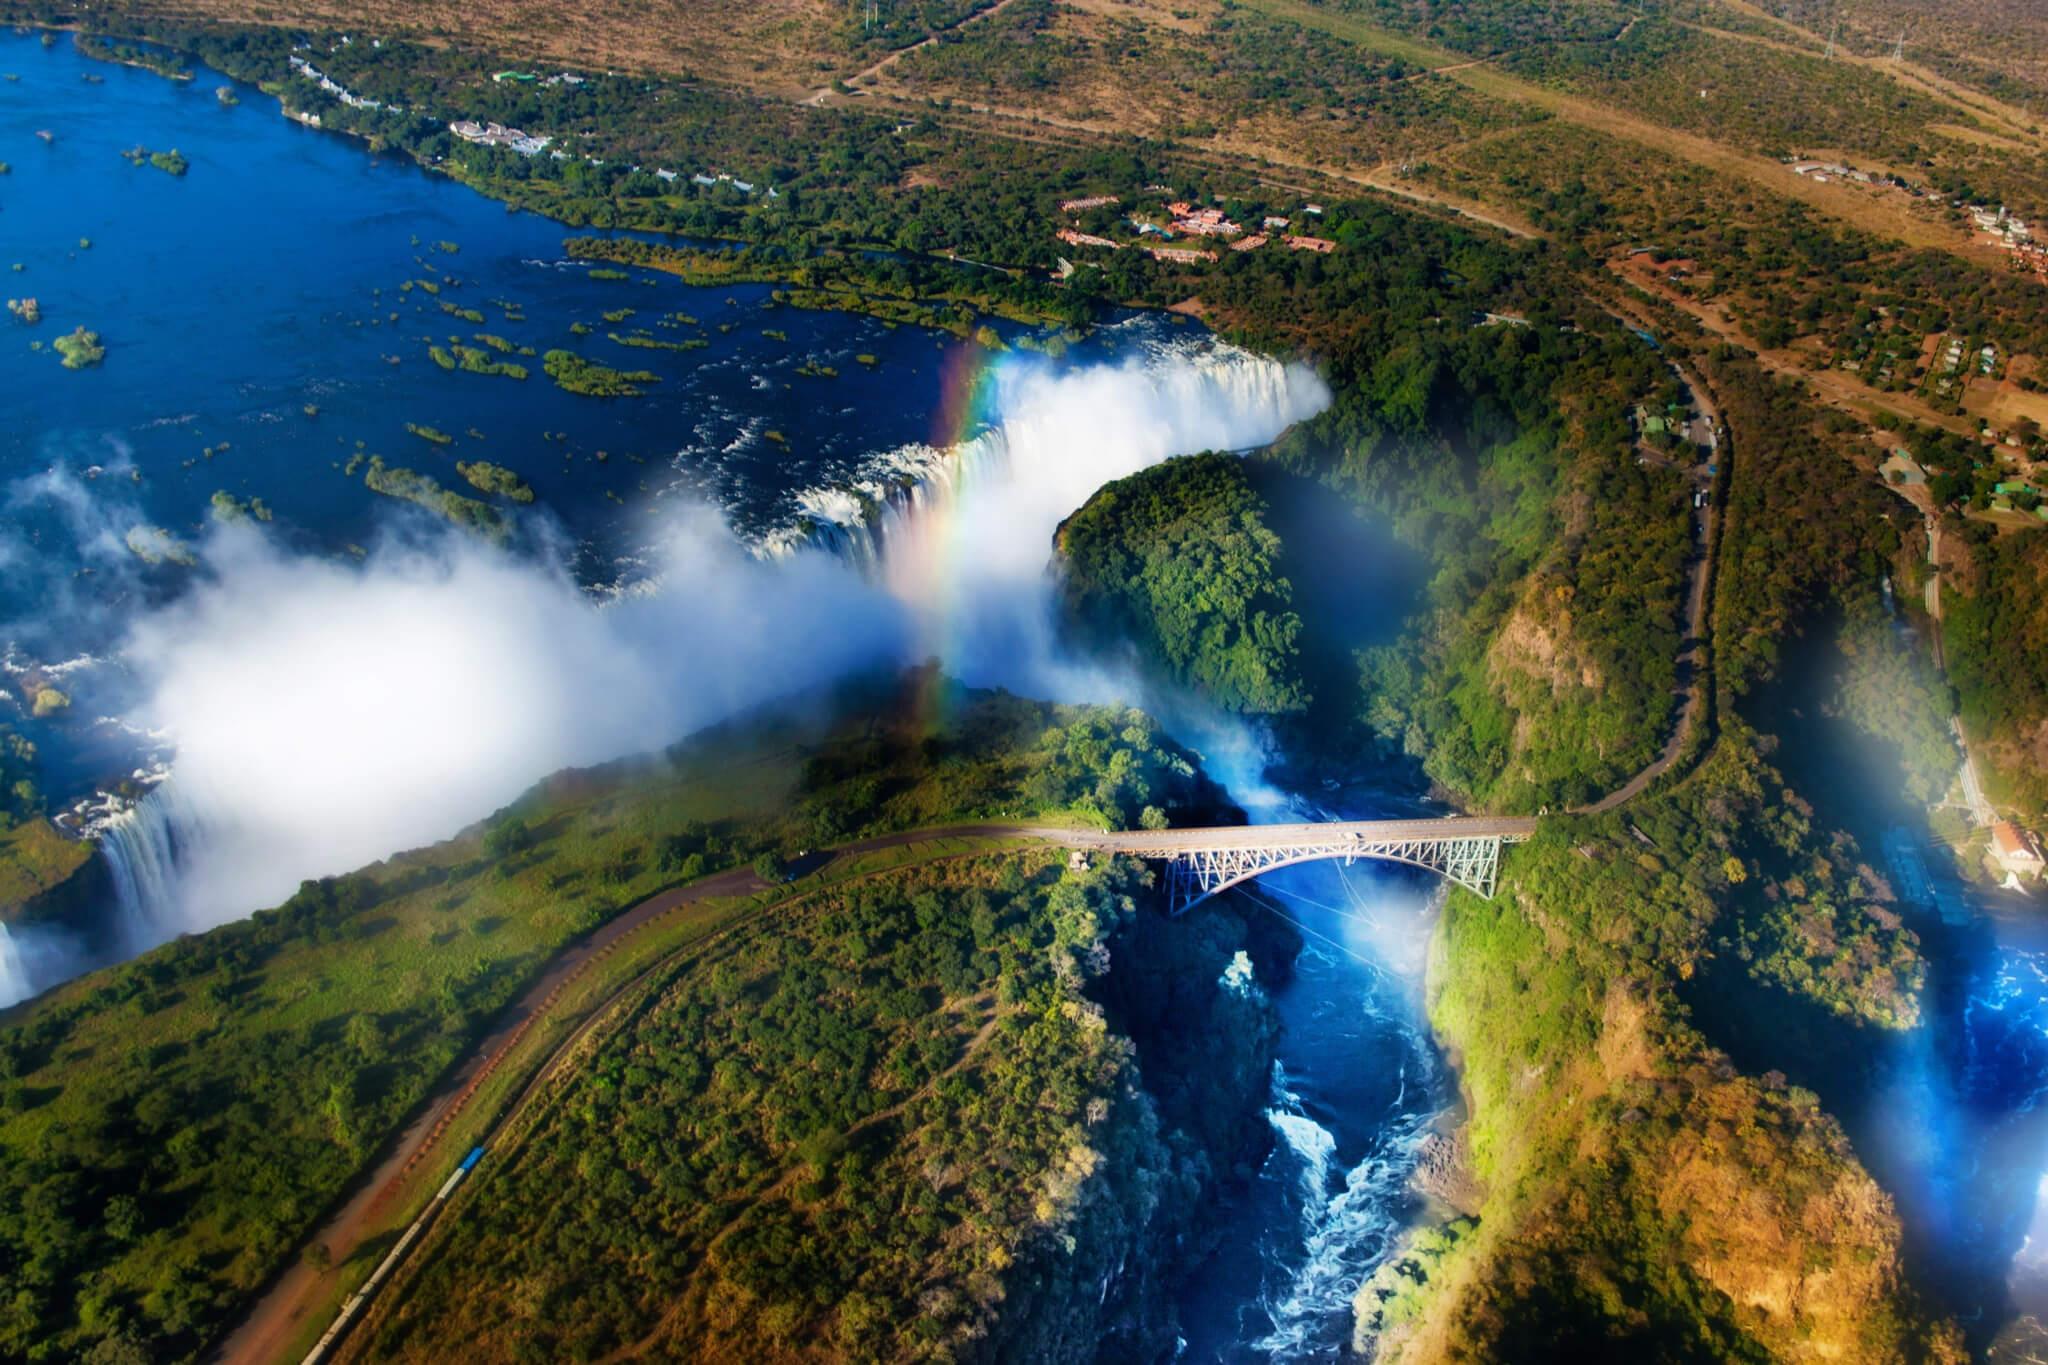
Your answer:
(0, 677), (1228, 1363)
(370, 850), (1279, 1361)
(1058, 455), (1310, 717)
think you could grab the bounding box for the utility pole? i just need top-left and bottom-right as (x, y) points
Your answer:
(1825, 20), (1838, 59)
(1891, 28), (1908, 61)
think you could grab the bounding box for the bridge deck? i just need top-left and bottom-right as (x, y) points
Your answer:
(1060, 815), (1538, 912)
(1069, 814), (1538, 857)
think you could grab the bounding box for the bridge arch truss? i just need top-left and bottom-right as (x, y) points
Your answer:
(1160, 832), (1520, 916)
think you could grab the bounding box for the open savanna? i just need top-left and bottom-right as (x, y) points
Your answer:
(1229, 0), (2005, 261)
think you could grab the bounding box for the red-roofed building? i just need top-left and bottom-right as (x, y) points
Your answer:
(1993, 822), (2045, 877)
(1057, 228), (1121, 250)
(1285, 235), (1336, 253)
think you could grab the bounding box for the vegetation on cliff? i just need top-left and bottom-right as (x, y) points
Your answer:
(1058, 454), (1308, 716)
(1940, 522), (2048, 814)
(1356, 334), (1955, 1361)
(0, 723), (96, 929)
(1367, 723), (1949, 1362)
(371, 848), (1275, 1361)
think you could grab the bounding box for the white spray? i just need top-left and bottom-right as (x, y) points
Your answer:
(88, 334), (1327, 960)
(0, 924), (31, 1010)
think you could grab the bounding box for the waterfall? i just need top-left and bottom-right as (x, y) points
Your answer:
(767, 334), (1327, 584)
(764, 332), (1330, 697)
(0, 924), (31, 1009)
(99, 780), (208, 949)
(74, 327), (1329, 996)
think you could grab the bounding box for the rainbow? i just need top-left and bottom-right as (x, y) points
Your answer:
(894, 338), (1020, 717)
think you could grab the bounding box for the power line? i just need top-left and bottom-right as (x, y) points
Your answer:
(1235, 887), (1381, 970)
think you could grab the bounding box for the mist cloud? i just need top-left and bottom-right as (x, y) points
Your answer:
(123, 508), (904, 926)
(103, 338), (1330, 939)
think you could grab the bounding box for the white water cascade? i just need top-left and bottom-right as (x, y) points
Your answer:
(1254, 1073), (1437, 1357)
(98, 779), (211, 951)
(70, 329), (1330, 978)
(771, 332), (1330, 693)
(0, 924), (32, 1009)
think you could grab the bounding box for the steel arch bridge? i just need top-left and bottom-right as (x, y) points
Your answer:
(1069, 816), (1537, 916)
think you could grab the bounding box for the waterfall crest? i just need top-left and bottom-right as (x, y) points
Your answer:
(764, 336), (1329, 583)
(99, 779), (210, 951)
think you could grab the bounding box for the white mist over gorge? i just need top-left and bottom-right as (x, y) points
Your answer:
(70, 335), (1329, 989)
(101, 509), (905, 939)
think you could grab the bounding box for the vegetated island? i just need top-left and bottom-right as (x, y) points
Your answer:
(53, 326), (105, 368)
(563, 237), (1054, 338)
(428, 343), (526, 380)
(208, 490), (273, 523)
(542, 347), (657, 397)
(362, 456), (508, 541)
(123, 524), (194, 565)
(608, 330), (707, 352)
(121, 145), (189, 176)
(454, 460), (534, 502)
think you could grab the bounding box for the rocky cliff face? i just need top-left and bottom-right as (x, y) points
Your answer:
(986, 891), (1291, 1362)
(0, 819), (106, 929)
(1352, 805), (1963, 1365)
